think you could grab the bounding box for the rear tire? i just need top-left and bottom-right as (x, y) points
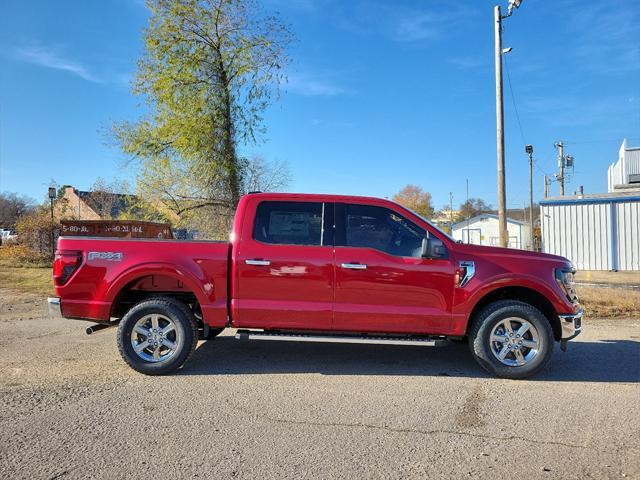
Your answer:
(468, 300), (554, 379)
(117, 297), (198, 375)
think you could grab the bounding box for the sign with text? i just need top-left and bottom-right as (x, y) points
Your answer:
(60, 220), (173, 239)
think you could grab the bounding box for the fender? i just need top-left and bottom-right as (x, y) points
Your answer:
(470, 273), (564, 309)
(106, 262), (217, 316)
(450, 272), (570, 336)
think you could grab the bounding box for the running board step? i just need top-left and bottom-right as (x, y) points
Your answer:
(235, 330), (446, 347)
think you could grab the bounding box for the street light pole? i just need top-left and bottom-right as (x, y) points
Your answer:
(494, 0), (522, 248)
(494, 5), (507, 248)
(526, 144), (534, 250)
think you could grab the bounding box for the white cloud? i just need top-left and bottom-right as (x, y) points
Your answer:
(286, 72), (347, 97)
(448, 55), (487, 70)
(336, 2), (473, 44)
(522, 94), (635, 128)
(563, 2), (640, 74)
(393, 13), (439, 42)
(265, 0), (327, 12)
(15, 45), (102, 83)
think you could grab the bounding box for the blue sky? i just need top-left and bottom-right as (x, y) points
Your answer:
(0, 0), (638, 211)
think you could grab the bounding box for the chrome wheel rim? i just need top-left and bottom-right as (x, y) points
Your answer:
(490, 317), (541, 367)
(130, 314), (180, 363)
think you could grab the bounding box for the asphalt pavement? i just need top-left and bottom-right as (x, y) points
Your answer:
(0, 290), (638, 479)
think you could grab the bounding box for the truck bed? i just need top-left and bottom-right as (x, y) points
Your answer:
(55, 236), (230, 325)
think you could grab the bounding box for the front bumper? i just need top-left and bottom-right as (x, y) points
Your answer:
(559, 308), (583, 341)
(47, 297), (63, 320)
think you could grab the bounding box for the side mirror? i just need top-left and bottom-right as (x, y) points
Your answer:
(421, 235), (448, 259)
(421, 237), (429, 258)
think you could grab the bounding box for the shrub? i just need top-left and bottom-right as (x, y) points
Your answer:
(0, 244), (51, 267)
(15, 208), (58, 263)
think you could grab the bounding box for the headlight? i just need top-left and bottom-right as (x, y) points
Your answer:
(555, 267), (578, 303)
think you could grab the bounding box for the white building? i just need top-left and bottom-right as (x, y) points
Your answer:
(608, 139), (640, 192)
(541, 140), (640, 271)
(451, 214), (531, 250)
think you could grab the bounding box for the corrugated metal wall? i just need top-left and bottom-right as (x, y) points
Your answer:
(541, 198), (640, 271)
(625, 149), (640, 176)
(607, 142), (640, 191)
(616, 201), (640, 270)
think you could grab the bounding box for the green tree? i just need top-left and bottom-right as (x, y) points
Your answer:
(392, 185), (434, 219)
(113, 0), (292, 229)
(456, 198), (491, 222)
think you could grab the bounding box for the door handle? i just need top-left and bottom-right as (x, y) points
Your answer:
(341, 263), (367, 270)
(245, 259), (271, 266)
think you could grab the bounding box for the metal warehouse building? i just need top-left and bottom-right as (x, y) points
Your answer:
(540, 192), (640, 271)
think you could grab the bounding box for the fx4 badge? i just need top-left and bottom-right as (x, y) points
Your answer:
(88, 251), (124, 262)
(457, 261), (475, 287)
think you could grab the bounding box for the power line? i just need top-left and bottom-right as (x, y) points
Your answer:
(533, 159), (553, 180)
(503, 54), (554, 182)
(503, 55), (526, 147)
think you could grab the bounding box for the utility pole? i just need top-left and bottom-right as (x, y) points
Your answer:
(543, 175), (549, 198)
(522, 201), (527, 248)
(494, 5), (507, 247)
(555, 141), (565, 196)
(494, 0), (523, 247)
(466, 179), (470, 243)
(449, 192), (454, 234)
(525, 145), (534, 250)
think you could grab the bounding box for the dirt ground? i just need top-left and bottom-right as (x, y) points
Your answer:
(0, 288), (638, 479)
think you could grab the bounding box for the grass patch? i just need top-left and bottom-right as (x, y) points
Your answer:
(578, 286), (640, 319)
(575, 270), (640, 286)
(0, 267), (54, 296)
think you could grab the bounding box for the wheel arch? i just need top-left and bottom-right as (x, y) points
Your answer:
(107, 265), (209, 320)
(466, 286), (561, 340)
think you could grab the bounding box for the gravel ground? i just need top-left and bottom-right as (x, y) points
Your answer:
(0, 289), (638, 479)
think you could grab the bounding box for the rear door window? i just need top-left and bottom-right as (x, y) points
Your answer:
(253, 201), (326, 246)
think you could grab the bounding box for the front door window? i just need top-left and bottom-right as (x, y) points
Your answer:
(339, 204), (425, 258)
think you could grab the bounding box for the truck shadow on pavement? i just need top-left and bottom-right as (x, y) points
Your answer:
(179, 336), (640, 383)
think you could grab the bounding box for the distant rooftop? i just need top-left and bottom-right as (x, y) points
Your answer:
(541, 189), (640, 205)
(69, 186), (138, 218)
(451, 213), (525, 229)
(608, 139), (640, 193)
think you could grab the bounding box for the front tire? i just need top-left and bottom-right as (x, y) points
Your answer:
(468, 300), (554, 379)
(117, 297), (198, 375)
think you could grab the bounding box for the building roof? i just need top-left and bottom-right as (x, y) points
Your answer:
(451, 213), (524, 230)
(621, 138), (640, 152)
(74, 188), (139, 219)
(540, 190), (640, 206)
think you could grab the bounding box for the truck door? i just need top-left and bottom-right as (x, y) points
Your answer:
(333, 202), (455, 335)
(234, 199), (334, 330)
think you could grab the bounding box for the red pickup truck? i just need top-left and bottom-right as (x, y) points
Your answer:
(48, 192), (582, 378)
